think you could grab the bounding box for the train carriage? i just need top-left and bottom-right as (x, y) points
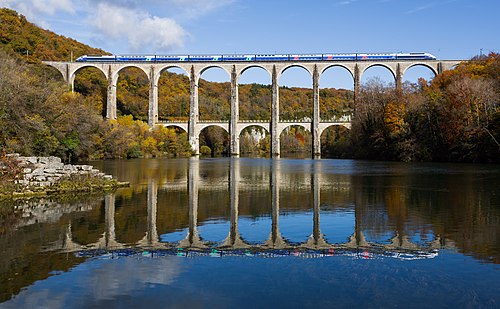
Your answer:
(75, 52), (437, 63)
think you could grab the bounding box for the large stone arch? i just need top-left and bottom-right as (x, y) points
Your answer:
(69, 64), (108, 87)
(114, 65), (151, 122)
(154, 65), (190, 85)
(198, 66), (231, 121)
(402, 63), (438, 78)
(279, 65), (314, 121)
(156, 66), (191, 122)
(360, 63), (396, 85)
(280, 64), (313, 78)
(320, 64), (355, 82)
(238, 66), (272, 121)
(112, 64), (150, 85)
(238, 65), (272, 82)
(197, 65), (231, 84)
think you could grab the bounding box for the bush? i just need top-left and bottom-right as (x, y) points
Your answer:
(200, 145), (211, 156)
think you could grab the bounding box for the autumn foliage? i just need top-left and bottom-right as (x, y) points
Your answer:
(350, 54), (500, 163)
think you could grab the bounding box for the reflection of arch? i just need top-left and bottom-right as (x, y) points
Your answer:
(361, 64), (396, 83)
(321, 64), (355, 82)
(402, 63), (438, 78)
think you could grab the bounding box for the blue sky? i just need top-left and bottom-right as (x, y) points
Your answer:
(4, 0), (499, 88)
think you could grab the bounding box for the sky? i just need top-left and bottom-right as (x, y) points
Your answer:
(3, 0), (500, 88)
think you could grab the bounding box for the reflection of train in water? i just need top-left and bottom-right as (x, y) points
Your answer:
(76, 52), (437, 62)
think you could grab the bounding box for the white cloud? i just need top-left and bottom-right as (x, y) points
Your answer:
(4, 0), (75, 20)
(2, 0), (235, 52)
(92, 3), (187, 52)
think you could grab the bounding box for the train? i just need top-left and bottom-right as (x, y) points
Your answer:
(75, 52), (436, 62)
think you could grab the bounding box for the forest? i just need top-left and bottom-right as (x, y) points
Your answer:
(0, 8), (499, 163)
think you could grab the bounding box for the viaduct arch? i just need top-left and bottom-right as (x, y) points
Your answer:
(44, 58), (460, 157)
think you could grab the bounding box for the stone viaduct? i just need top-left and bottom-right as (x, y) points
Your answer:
(44, 59), (460, 156)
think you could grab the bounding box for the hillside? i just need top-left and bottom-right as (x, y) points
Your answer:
(0, 8), (107, 63)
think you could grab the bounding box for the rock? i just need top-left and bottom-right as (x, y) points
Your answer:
(24, 157), (38, 164)
(81, 165), (93, 171)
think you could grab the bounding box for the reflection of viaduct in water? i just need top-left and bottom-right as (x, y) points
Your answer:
(54, 159), (450, 254)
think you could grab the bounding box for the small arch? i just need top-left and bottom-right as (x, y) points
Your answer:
(160, 124), (188, 134)
(152, 125), (191, 155)
(238, 123), (270, 135)
(239, 125), (270, 156)
(320, 125), (351, 158)
(199, 125), (230, 157)
(280, 125), (312, 156)
(361, 64), (396, 86)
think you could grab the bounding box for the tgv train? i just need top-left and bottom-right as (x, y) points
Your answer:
(75, 52), (436, 62)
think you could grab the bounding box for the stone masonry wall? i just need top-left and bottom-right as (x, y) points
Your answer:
(7, 154), (113, 189)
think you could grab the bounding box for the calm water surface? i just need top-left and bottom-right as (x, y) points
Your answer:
(1, 158), (499, 308)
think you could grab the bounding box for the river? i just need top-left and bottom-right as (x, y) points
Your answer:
(1, 158), (499, 308)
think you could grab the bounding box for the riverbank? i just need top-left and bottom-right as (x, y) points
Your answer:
(0, 154), (128, 200)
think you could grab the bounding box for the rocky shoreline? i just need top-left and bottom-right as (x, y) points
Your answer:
(0, 154), (128, 199)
